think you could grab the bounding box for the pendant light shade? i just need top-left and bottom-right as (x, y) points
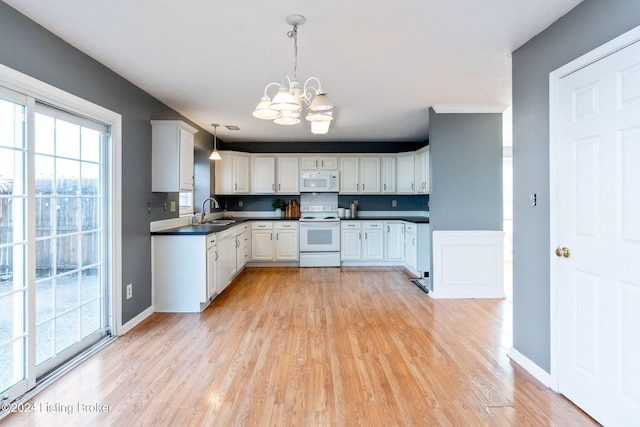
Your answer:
(252, 95), (281, 120)
(209, 124), (222, 160)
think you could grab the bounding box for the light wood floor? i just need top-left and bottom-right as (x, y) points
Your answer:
(3, 267), (597, 426)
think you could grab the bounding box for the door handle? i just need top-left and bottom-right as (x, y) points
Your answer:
(555, 247), (570, 258)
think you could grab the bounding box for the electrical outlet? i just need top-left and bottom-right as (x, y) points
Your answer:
(392, 200), (397, 207)
(170, 201), (176, 212)
(126, 283), (133, 299)
(238, 200), (244, 207)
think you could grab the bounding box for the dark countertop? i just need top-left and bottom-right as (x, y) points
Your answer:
(151, 215), (429, 236)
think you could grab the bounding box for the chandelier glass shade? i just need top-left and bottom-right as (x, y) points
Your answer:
(252, 15), (335, 133)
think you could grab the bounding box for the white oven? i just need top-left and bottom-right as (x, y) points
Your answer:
(299, 220), (341, 253)
(300, 170), (339, 192)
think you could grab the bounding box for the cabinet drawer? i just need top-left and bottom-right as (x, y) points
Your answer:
(252, 221), (273, 230)
(341, 221), (361, 230)
(207, 235), (216, 249)
(275, 221), (298, 230)
(405, 223), (416, 233)
(363, 221), (384, 230)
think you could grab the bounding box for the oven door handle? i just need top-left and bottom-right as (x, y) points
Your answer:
(300, 221), (341, 227)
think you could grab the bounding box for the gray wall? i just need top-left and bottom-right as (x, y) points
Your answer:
(0, 3), (214, 323)
(429, 109), (503, 231)
(512, 0), (640, 372)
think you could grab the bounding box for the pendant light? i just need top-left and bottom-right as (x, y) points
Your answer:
(209, 123), (221, 160)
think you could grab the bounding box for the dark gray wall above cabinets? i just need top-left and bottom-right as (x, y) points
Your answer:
(219, 140), (428, 153)
(512, 0), (640, 373)
(0, 3), (213, 324)
(428, 108), (503, 232)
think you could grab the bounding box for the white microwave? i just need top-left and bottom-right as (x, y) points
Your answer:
(300, 170), (339, 192)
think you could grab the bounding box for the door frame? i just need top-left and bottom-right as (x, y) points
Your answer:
(0, 63), (123, 337)
(548, 24), (640, 392)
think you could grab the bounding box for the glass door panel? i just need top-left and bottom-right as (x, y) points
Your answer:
(0, 92), (27, 399)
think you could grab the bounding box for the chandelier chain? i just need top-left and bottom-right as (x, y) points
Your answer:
(287, 24), (298, 80)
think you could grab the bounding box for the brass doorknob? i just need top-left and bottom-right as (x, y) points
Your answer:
(555, 247), (570, 258)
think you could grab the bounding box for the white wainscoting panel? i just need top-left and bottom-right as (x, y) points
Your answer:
(431, 230), (505, 299)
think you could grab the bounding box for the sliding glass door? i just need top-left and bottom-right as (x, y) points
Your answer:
(0, 87), (28, 400)
(0, 85), (111, 402)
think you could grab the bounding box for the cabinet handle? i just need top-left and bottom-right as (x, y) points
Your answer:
(363, 183), (365, 191)
(384, 183), (386, 190)
(276, 233), (279, 240)
(235, 183), (237, 190)
(359, 232), (361, 240)
(413, 238), (416, 245)
(365, 232), (368, 239)
(278, 183), (281, 191)
(411, 183), (414, 191)
(215, 251), (218, 261)
(270, 233), (273, 240)
(272, 183), (274, 191)
(316, 160), (318, 168)
(321, 160), (324, 167)
(387, 225), (390, 233)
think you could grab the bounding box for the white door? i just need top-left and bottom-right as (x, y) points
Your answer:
(554, 37), (640, 426)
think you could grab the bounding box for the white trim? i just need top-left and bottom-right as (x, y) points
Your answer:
(508, 347), (552, 388)
(0, 63), (123, 337)
(548, 23), (640, 394)
(119, 306), (154, 335)
(431, 104), (509, 114)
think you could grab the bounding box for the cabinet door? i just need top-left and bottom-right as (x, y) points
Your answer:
(397, 155), (416, 193)
(339, 157), (359, 193)
(341, 229), (362, 260)
(381, 157), (396, 193)
(254, 157), (275, 194)
(319, 157), (338, 169)
(405, 228), (418, 270)
(385, 222), (405, 261)
(363, 229), (384, 260)
(251, 229), (274, 261)
(216, 233), (236, 292)
(179, 128), (194, 191)
(233, 155), (250, 193)
(300, 157), (319, 169)
(276, 230), (299, 261)
(415, 149), (430, 194)
(360, 157), (381, 193)
(277, 157), (299, 193)
(207, 244), (217, 299)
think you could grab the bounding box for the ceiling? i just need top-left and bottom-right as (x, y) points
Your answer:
(4, 0), (583, 143)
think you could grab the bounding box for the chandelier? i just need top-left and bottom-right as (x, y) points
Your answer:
(252, 14), (335, 134)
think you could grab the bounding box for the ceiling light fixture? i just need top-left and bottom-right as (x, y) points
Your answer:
(252, 14), (336, 133)
(209, 123), (222, 160)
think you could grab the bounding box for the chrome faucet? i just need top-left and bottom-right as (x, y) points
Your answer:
(200, 197), (220, 223)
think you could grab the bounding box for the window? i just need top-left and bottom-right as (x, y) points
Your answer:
(179, 190), (193, 216)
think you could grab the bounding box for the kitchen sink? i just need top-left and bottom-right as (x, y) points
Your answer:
(203, 219), (237, 225)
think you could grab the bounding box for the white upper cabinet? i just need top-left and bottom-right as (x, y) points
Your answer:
(415, 147), (430, 194)
(396, 153), (416, 193)
(215, 151), (250, 194)
(381, 156), (396, 193)
(339, 156), (380, 194)
(360, 157), (381, 193)
(151, 120), (197, 192)
(301, 156), (338, 170)
(276, 157), (299, 194)
(339, 157), (359, 193)
(253, 156), (275, 194)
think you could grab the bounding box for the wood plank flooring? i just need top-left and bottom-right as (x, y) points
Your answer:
(2, 267), (597, 426)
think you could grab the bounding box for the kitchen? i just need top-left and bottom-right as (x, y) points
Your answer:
(150, 147), (435, 312)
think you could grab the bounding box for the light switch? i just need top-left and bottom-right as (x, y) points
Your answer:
(392, 200), (397, 207)
(170, 201), (176, 212)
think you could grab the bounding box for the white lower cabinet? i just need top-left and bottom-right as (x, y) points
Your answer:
(362, 221), (384, 260)
(341, 221), (362, 260)
(405, 223), (418, 271)
(341, 221), (384, 261)
(251, 221), (299, 262)
(216, 228), (236, 293)
(385, 222), (405, 261)
(206, 234), (217, 300)
(153, 234), (216, 313)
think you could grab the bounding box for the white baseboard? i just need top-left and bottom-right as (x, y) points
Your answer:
(118, 306), (154, 335)
(430, 230), (504, 299)
(508, 347), (552, 387)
